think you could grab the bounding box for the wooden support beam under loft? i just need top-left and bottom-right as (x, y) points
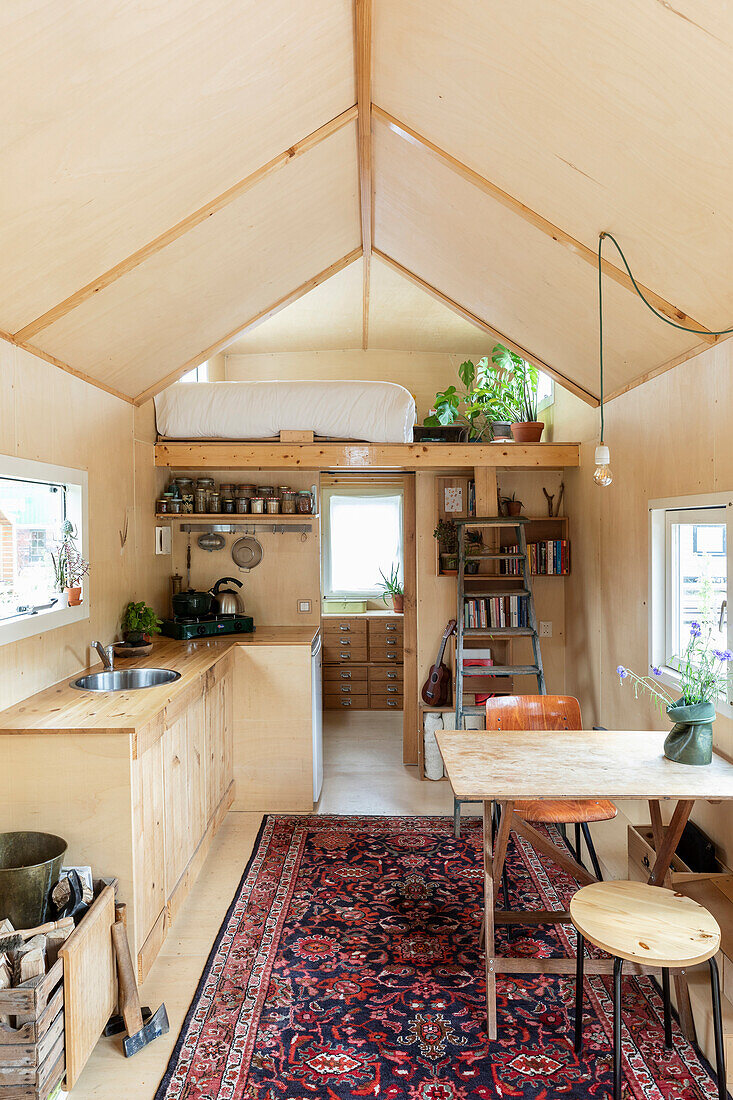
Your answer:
(373, 247), (599, 407)
(373, 106), (715, 341)
(355, 0), (373, 350)
(134, 248), (363, 406)
(14, 105), (359, 345)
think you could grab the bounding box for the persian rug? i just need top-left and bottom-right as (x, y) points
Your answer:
(155, 815), (723, 1099)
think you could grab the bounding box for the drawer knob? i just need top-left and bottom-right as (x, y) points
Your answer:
(388, 701), (397, 707)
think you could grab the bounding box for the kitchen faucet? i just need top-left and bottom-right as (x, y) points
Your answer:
(91, 640), (115, 671)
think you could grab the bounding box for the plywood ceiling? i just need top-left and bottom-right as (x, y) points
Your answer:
(1, 0), (730, 406)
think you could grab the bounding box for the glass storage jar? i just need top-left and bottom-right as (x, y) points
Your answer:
(194, 487), (208, 513)
(220, 484), (235, 514)
(208, 490), (220, 513)
(250, 496), (265, 514)
(266, 497), (280, 514)
(175, 478), (194, 514)
(296, 491), (313, 514)
(281, 491), (297, 514)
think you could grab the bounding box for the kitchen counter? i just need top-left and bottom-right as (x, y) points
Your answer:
(0, 628), (318, 735)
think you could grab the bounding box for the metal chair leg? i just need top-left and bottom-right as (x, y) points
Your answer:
(574, 931), (585, 1054)
(574, 823), (582, 863)
(709, 957), (727, 1100)
(661, 968), (672, 1049)
(454, 797), (461, 839)
(613, 957), (623, 1100)
(580, 822), (604, 881)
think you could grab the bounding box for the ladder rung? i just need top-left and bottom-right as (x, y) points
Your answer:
(462, 627), (535, 637)
(455, 517), (530, 527)
(464, 588), (530, 598)
(460, 664), (540, 677)
(465, 553), (524, 560)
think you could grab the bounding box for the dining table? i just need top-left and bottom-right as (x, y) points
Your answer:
(436, 728), (733, 1040)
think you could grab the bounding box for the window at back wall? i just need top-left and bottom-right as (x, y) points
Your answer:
(322, 486), (403, 600)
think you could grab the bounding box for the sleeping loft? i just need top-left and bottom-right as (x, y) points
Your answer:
(2, 4), (733, 1100)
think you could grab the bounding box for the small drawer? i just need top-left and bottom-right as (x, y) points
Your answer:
(323, 665), (368, 683)
(370, 642), (403, 662)
(325, 682), (363, 696)
(369, 619), (404, 638)
(324, 694), (369, 710)
(322, 618), (367, 638)
(369, 666), (404, 684)
(627, 824), (691, 882)
(323, 645), (369, 664)
(370, 692), (404, 710)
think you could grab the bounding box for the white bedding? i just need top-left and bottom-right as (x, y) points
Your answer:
(154, 381), (416, 443)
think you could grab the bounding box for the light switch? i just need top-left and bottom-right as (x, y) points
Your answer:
(298, 599), (312, 614)
(155, 526), (172, 555)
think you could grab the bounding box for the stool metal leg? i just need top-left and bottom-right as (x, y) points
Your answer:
(574, 823), (582, 863)
(574, 931), (585, 1054)
(708, 957), (727, 1100)
(661, 968), (672, 1049)
(580, 822), (604, 881)
(613, 957), (623, 1100)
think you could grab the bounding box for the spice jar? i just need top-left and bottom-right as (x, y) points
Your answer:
(208, 490), (220, 514)
(266, 497), (280, 514)
(157, 498), (169, 514)
(281, 491), (297, 514)
(296, 491), (313, 514)
(236, 495), (249, 514)
(175, 477), (194, 514)
(194, 487), (208, 514)
(250, 496), (265, 514)
(169, 499), (182, 514)
(220, 484), (235, 514)
(260, 485), (275, 498)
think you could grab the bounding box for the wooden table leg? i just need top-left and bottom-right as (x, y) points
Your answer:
(648, 798), (697, 1042)
(482, 800), (497, 1040)
(492, 801), (514, 906)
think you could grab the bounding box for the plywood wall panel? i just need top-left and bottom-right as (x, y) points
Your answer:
(0, 0), (355, 332)
(373, 121), (700, 399)
(33, 126), (361, 398)
(375, 0), (733, 326)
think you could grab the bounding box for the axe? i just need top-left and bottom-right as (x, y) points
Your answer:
(111, 919), (169, 1057)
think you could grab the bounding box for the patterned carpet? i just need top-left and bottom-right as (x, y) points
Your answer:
(155, 815), (724, 1099)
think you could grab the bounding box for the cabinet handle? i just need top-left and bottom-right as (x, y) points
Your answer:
(341, 686), (351, 693)
(387, 687), (397, 694)
(340, 638), (351, 646)
(387, 672), (396, 679)
(386, 653), (396, 660)
(339, 624), (351, 631)
(340, 653), (351, 660)
(385, 639), (397, 646)
(340, 672), (352, 679)
(388, 701), (397, 707)
(341, 700), (352, 707)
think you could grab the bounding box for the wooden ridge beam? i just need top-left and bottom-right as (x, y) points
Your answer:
(355, 0), (373, 350)
(373, 247), (599, 407)
(373, 106), (715, 341)
(134, 248), (363, 406)
(15, 105), (359, 344)
(0, 329), (134, 405)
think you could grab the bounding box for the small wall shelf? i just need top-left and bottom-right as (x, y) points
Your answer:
(155, 513), (318, 523)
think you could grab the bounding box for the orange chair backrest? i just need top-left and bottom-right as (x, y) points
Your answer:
(484, 694), (582, 731)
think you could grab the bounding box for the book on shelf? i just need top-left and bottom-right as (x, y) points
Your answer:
(463, 595), (529, 629)
(500, 540), (570, 576)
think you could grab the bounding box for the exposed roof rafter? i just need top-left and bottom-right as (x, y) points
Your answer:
(373, 248), (599, 407)
(373, 106), (715, 342)
(15, 105), (359, 344)
(355, 0), (373, 351)
(133, 247), (363, 406)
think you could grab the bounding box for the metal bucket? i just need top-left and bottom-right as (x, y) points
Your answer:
(0, 832), (67, 929)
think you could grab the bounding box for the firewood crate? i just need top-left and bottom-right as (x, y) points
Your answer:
(0, 958), (65, 1100)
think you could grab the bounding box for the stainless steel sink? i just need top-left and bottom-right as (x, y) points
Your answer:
(71, 668), (181, 692)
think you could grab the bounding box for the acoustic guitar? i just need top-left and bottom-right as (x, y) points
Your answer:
(421, 619), (457, 705)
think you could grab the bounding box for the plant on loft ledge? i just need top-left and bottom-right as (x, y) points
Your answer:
(122, 600), (162, 645)
(617, 622), (733, 766)
(50, 521), (89, 607)
(421, 357), (515, 442)
(377, 564), (404, 614)
(491, 345), (544, 443)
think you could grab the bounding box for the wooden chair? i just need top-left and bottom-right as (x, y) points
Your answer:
(571, 880), (726, 1100)
(482, 695), (617, 894)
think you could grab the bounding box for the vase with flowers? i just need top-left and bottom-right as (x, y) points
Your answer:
(617, 621), (733, 765)
(50, 521), (90, 607)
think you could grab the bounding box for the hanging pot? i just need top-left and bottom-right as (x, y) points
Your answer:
(511, 421), (544, 443)
(664, 700), (715, 766)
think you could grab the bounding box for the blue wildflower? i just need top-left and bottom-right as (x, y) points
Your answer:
(718, 649), (733, 662)
(651, 666), (662, 676)
(690, 621), (702, 638)
(616, 665), (628, 679)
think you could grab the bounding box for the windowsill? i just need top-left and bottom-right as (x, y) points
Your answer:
(0, 601), (89, 648)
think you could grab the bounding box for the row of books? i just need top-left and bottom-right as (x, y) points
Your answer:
(500, 540), (570, 576)
(464, 596), (529, 629)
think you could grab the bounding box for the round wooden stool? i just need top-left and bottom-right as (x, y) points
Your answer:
(570, 880), (725, 1100)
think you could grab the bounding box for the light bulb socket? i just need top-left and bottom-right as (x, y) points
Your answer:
(594, 443), (610, 465)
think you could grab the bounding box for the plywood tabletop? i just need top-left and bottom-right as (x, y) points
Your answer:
(436, 729), (733, 801)
(0, 628), (318, 736)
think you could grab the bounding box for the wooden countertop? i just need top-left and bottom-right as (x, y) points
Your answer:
(0, 628), (318, 736)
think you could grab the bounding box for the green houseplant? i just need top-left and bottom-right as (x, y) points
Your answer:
(377, 564), (404, 614)
(491, 345), (543, 442)
(434, 519), (459, 574)
(50, 521), (89, 607)
(122, 600), (162, 645)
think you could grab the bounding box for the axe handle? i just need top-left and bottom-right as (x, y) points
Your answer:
(111, 919), (143, 1037)
(0, 917), (75, 945)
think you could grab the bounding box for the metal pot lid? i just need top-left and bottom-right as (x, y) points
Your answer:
(231, 536), (263, 572)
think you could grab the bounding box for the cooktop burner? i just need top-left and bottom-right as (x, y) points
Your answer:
(162, 613), (254, 639)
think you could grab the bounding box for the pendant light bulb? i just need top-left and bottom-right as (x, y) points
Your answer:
(593, 443), (613, 487)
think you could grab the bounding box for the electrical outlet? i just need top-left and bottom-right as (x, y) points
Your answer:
(539, 621), (553, 637)
(298, 599), (312, 614)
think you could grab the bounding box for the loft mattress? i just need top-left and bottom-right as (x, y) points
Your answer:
(154, 381), (416, 443)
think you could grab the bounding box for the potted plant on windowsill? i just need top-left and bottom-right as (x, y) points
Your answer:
(378, 565), (404, 614)
(434, 519), (459, 575)
(50, 521), (89, 607)
(121, 600), (162, 645)
(617, 621), (733, 765)
(491, 345), (544, 443)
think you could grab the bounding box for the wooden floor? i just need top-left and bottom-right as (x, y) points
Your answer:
(67, 710), (476, 1098)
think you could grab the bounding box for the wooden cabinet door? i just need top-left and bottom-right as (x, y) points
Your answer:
(132, 730), (166, 952)
(187, 691), (207, 848)
(163, 711), (190, 894)
(204, 659), (233, 822)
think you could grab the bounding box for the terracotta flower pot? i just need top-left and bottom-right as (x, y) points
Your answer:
(65, 586), (82, 606)
(391, 595), (404, 614)
(507, 501), (522, 516)
(511, 421), (544, 443)
(664, 700), (715, 765)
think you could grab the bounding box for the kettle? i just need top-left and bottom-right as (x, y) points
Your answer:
(210, 577), (245, 616)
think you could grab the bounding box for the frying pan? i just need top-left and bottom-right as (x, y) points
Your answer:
(231, 536), (263, 572)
